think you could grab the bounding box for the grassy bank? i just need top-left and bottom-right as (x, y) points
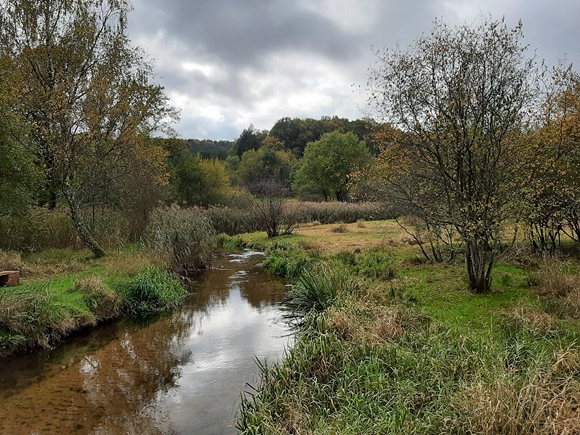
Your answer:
(237, 220), (580, 434)
(0, 248), (187, 357)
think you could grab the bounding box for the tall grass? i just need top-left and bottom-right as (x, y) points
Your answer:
(0, 206), (138, 252)
(0, 202), (389, 253)
(145, 206), (218, 272)
(0, 284), (90, 355)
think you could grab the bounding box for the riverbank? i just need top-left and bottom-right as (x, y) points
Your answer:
(237, 220), (580, 434)
(0, 247), (186, 357)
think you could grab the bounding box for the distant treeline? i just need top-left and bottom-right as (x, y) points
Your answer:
(174, 116), (378, 161)
(185, 139), (233, 160)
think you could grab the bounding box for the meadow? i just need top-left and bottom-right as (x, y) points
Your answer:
(237, 220), (580, 434)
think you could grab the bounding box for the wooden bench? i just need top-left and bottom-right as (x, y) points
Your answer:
(0, 271), (20, 286)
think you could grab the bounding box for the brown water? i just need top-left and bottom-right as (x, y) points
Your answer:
(0, 250), (290, 434)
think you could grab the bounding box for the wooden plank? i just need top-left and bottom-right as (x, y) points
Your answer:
(0, 271), (20, 286)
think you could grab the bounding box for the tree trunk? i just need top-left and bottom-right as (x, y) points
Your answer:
(465, 239), (493, 294)
(69, 203), (106, 258)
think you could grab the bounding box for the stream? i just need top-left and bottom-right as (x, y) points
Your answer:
(0, 250), (291, 434)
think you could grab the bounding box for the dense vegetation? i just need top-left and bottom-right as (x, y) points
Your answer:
(1, 5), (580, 433)
(237, 221), (580, 434)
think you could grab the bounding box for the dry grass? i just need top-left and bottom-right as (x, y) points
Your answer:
(459, 355), (580, 435)
(0, 250), (24, 271)
(103, 251), (158, 277)
(325, 292), (424, 347)
(528, 261), (580, 318)
(501, 305), (559, 337)
(294, 220), (407, 255)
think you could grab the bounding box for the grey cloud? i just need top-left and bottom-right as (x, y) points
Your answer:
(129, 0), (580, 140)
(132, 0), (365, 67)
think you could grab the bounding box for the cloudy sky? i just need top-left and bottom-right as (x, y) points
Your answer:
(128, 0), (580, 140)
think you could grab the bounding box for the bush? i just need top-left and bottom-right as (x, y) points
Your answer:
(118, 267), (188, 315)
(145, 206), (218, 272)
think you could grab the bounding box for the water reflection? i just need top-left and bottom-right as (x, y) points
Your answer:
(0, 251), (290, 434)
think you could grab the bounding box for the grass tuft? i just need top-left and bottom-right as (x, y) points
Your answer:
(118, 267), (188, 315)
(282, 264), (361, 325)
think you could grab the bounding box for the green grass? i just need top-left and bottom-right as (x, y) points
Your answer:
(237, 222), (580, 434)
(117, 266), (187, 315)
(0, 247), (185, 357)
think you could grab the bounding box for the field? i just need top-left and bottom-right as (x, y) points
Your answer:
(238, 220), (580, 434)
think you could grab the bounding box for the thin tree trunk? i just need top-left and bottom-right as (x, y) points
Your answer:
(69, 202), (106, 258)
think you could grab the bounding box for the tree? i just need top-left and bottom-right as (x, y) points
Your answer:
(367, 17), (541, 293)
(0, 0), (176, 257)
(517, 66), (580, 251)
(0, 55), (40, 215)
(229, 124), (267, 158)
(236, 136), (293, 196)
(171, 153), (233, 208)
(292, 131), (370, 201)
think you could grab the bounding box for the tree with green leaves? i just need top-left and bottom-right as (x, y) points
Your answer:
(236, 136), (293, 196)
(229, 124), (268, 158)
(367, 17), (541, 293)
(0, 0), (176, 257)
(292, 131), (370, 201)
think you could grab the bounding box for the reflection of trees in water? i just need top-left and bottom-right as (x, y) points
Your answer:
(0, 306), (196, 434)
(0, 251), (287, 434)
(238, 269), (287, 310)
(185, 253), (287, 311)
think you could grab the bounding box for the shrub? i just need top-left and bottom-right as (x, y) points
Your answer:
(145, 206), (218, 272)
(118, 267), (188, 315)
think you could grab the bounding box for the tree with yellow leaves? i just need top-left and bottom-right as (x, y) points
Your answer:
(0, 0), (177, 257)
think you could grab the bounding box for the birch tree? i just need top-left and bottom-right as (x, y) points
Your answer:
(0, 0), (176, 257)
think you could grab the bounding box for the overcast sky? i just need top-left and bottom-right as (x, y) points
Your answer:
(128, 0), (580, 140)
